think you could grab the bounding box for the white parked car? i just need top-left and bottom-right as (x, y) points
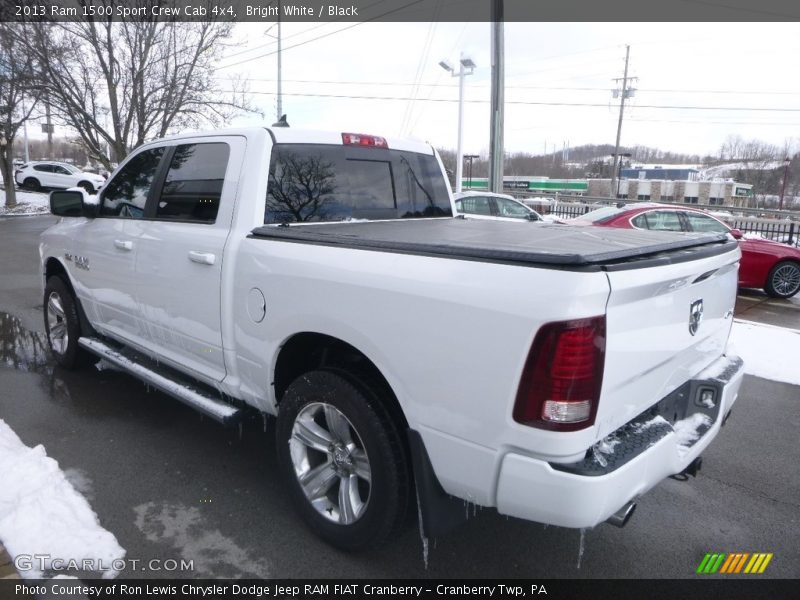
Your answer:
(15, 161), (106, 194)
(454, 191), (543, 222)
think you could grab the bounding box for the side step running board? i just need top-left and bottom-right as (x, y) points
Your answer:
(78, 337), (242, 425)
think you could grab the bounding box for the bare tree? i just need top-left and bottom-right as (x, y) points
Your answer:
(16, 2), (257, 169)
(267, 152), (338, 222)
(0, 23), (42, 209)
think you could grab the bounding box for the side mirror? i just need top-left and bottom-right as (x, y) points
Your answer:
(527, 213), (540, 221)
(50, 190), (96, 218)
(729, 228), (743, 240)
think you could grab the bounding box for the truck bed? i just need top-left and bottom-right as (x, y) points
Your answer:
(250, 218), (735, 271)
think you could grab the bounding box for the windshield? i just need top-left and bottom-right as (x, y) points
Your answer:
(265, 143), (452, 224)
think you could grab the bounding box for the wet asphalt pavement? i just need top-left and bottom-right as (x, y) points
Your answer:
(0, 215), (798, 579)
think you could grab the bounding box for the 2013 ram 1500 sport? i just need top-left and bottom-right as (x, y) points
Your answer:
(40, 127), (744, 550)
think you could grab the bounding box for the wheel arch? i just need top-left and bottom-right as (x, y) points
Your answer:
(43, 257), (95, 335)
(273, 331), (409, 433)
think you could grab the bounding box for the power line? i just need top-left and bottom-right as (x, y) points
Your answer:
(218, 0), (426, 70)
(228, 89), (800, 112)
(224, 77), (800, 96)
(219, 0), (397, 61)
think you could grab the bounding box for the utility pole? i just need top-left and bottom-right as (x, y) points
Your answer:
(609, 45), (637, 198)
(488, 0), (504, 193)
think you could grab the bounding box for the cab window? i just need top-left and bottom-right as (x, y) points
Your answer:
(155, 143), (230, 223)
(265, 144), (452, 223)
(100, 148), (164, 219)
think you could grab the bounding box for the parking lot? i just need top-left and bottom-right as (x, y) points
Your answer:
(0, 215), (798, 579)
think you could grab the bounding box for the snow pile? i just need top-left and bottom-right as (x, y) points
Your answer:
(673, 413), (713, 456)
(0, 419), (125, 579)
(0, 189), (50, 216)
(632, 415), (669, 434)
(730, 320), (800, 386)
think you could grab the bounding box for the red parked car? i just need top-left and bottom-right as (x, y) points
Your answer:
(571, 203), (800, 298)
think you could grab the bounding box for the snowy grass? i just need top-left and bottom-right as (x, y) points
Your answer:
(0, 419), (125, 579)
(730, 319), (800, 386)
(0, 188), (50, 216)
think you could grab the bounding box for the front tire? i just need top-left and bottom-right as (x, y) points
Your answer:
(78, 181), (95, 194)
(44, 276), (91, 368)
(276, 369), (410, 551)
(764, 260), (800, 298)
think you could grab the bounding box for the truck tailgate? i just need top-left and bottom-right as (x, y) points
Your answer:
(594, 243), (740, 439)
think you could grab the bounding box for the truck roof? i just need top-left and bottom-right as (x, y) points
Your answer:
(148, 126), (435, 155)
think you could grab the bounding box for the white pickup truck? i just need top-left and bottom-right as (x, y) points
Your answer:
(40, 127), (744, 550)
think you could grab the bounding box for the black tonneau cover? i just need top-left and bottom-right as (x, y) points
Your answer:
(250, 219), (736, 271)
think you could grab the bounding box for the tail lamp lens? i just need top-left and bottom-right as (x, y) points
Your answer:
(513, 316), (606, 431)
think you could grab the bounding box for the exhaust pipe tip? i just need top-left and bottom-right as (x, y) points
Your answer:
(606, 501), (637, 528)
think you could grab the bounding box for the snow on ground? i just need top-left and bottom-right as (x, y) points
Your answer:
(730, 319), (800, 386)
(0, 188), (50, 216)
(0, 419), (125, 579)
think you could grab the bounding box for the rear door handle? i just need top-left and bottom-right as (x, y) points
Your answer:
(188, 251), (216, 266)
(114, 239), (133, 251)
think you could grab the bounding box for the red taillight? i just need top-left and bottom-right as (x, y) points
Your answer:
(513, 316), (606, 431)
(341, 133), (388, 148)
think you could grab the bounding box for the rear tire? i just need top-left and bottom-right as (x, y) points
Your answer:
(23, 177), (41, 192)
(275, 369), (410, 551)
(44, 276), (92, 369)
(764, 260), (800, 299)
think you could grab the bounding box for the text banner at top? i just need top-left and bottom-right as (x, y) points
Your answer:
(3, 0), (800, 23)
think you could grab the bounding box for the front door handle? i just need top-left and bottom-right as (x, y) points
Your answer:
(114, 239), (133, 251)
(188, 251), (216, 266)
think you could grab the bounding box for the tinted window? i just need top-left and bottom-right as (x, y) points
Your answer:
(33, 164), (52, 173)
(156, 143), (230, 223)
(457, 196), (492, 216)
(101, 148), (164, 218)
(684, 212), (729, 233)
(265, 144), (451, 223)
(53, 166), (72, 175)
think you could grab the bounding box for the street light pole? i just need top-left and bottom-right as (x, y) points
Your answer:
(439, 55), (475, 194)
(779, 157), (790, 211)
(464, 154), (479, 189)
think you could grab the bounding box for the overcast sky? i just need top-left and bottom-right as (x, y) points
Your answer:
(219, 21), (800, 158)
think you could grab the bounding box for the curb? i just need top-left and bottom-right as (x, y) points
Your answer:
(0, 544), (21, 579)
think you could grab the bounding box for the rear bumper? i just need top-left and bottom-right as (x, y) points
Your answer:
(495, 354), (744, 528)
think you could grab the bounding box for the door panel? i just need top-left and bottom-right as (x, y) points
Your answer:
(133, 137), (245, 382)
(75, 146), (166, 344)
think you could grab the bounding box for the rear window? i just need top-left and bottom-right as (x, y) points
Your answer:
(265, 144), (452, 223)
